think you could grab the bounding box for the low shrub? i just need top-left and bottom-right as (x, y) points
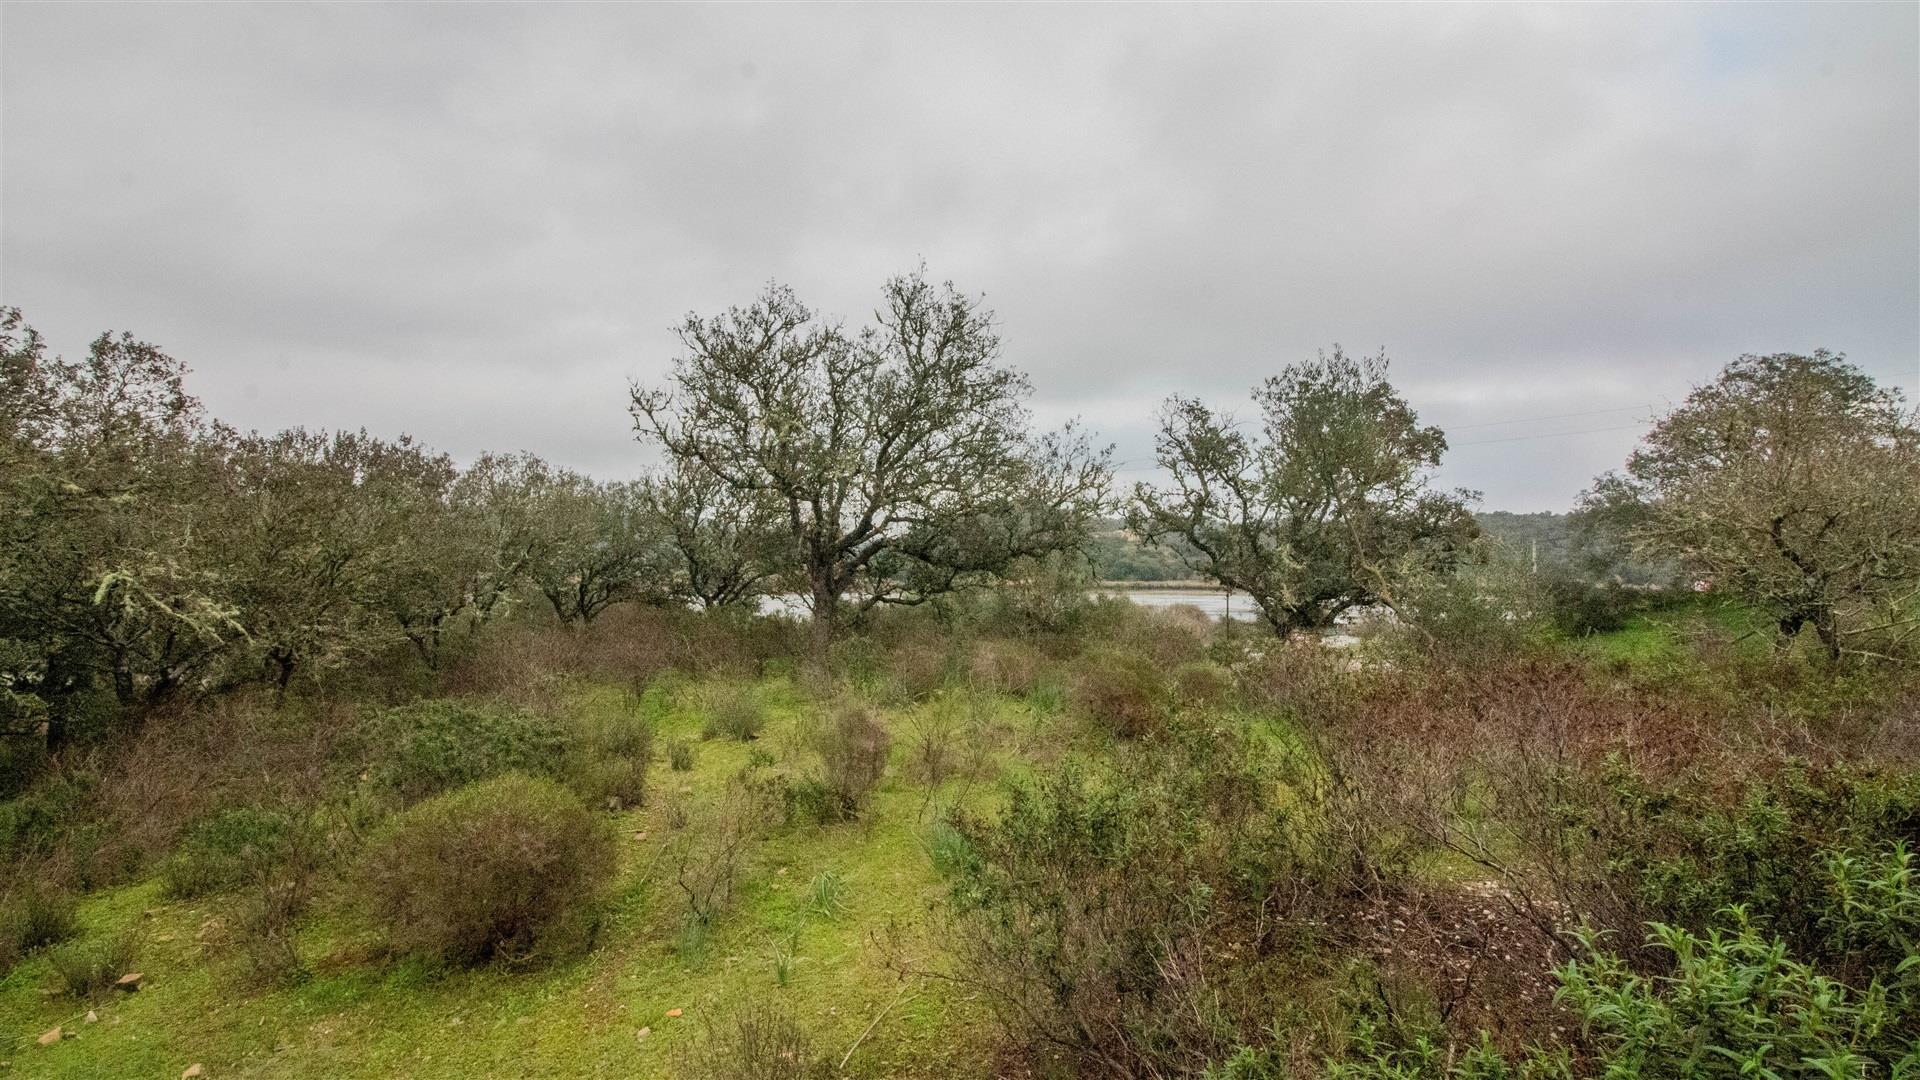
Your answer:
(1542, 574), (1639, 637)
(703, 683), (767, 741)
(903, 700), (959, 786)
(799, 704), (890, 822)
(351, 699), (565, 805)
(45, 931), (138, 998)
(0, 768), (97, 868)
(564, 709), (650, 811)
(1556, 913), (1917, 1076)
(162, 806), (295, 898)
(671, 770), (787, 925)
(680, 998), (825, 1080)
(945, 745), (1295, 1077)
(1069, 646), (1170, 738)
(885, 636), (956, 702)
(1171, 660), (1234, 708)
(358, 774), (615, 967)
(0, 880), (76, 973)
(666, 736), (696, 771)
(966, 639), (1046, 695)
(1560, 761), (1920, 962)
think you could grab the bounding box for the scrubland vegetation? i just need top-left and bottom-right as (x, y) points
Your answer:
(2, 281), (1917, 1077)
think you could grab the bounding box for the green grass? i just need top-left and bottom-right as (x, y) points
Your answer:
(1576, 594), (1773, 670)
(0, 675), (1040, 1078)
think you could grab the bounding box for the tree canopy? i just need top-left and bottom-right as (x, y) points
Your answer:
(1584, 351), (1920, 658)
(631, 271), (1109, 660)
(1128, 348), (1478, 635)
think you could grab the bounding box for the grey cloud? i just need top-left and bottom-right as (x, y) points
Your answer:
(3, 3), (1914, 508)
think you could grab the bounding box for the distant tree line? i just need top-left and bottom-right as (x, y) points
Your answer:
(6, 272), (1916, 758)
(0, 310), (797, 749)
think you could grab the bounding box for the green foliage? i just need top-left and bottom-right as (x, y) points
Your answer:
(1556, 913), (1916, 1077)
(944, 735), (1294, 1076)
(807, 870), (847, 919)
(357, 774), (615, 968)
(0, 880), (77, 973)
(702, 682), (768, 741)
(352, 698), (566, 805)
(0, 765), (96, 866)
(925, 820), (973, 879)
(527, 471), (677, 623)
(162, 806), (295, 898)
(1087, 520), (1198, 582)
(631, 271), (1109, 662)
(1314, 1025), (1568, 1080)
(1588, 350), (1920, 659)
(1577, 762), (1920, 960)
(1129, 347), (1478, 636)
(560, 707), (653, 810)
(45, 930), (139, 998)
(1541, 573), (1639, 636)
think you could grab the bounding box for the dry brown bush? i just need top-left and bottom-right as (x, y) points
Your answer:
(818, 703), (891, 811)
(358, 773), (614, 967)
(1068, 647), (1170, 739)
(966, 638), (1046, 695)
(670, 769), (787, 923)
(678, 997), (825, 1080)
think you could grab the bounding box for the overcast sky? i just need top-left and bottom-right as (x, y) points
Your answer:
(3, 3), (1915, 510)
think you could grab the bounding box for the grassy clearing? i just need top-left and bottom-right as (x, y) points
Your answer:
(0, 675), (1032, 1079)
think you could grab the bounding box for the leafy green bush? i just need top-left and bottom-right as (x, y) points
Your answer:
(0, 768), (97, 866)
(351, 699), (565, 805)
(1300, 869), (1920, 1079)
(358, 774), (615, 967)
(1542, 574), (1638, 637)
(945, 744), (1294, 1076)
(0, 880), (76, 974)
(162, 806), (294, 898)
(1573, 762), (1920, 962)
(45, 931), (138, 998)
(1555, 912), (1916, 1077)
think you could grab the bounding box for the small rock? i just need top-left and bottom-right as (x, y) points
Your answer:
(182, 1065), (203, 1078)
(35, 1028), (59, 1047)
(664, 1008), (683, 1018)
(114, 972), (143, 992)
(84, 1011), (98, 1024)
(635, 1027), (651, 1041)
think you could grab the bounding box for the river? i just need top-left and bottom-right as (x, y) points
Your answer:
(759, 587), (1259, 621)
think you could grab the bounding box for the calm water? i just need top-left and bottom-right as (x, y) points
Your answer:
(761, 588), (1258, 621)
(1094, 588), (1258, 621)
